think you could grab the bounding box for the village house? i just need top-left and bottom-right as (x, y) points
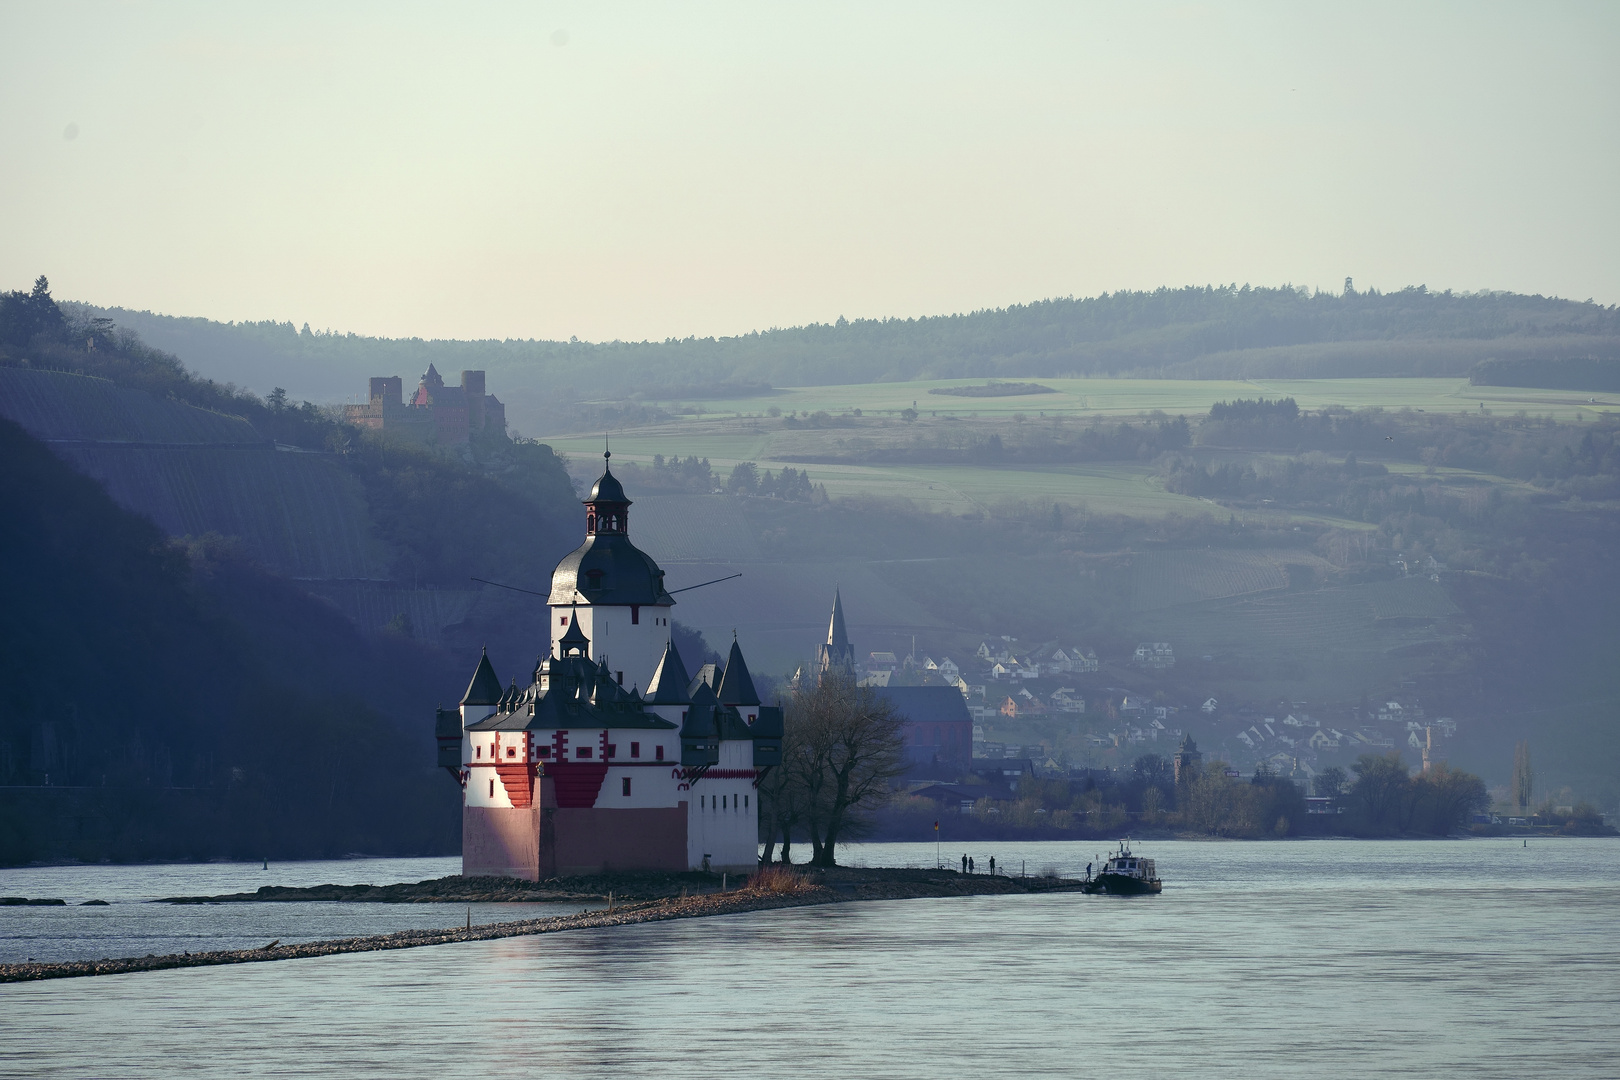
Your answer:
(1133, 642), (1176, 669)
(1049, 687), (1085, 713)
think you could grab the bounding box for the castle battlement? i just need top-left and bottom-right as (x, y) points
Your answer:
(345, 364), (505, 446)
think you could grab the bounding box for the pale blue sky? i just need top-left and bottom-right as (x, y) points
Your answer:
(2, 1), (1616, 341)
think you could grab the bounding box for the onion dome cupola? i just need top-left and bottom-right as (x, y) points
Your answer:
(548, 450), (677, 607)
(717, 636), (761, 708)
(461, 647), (503, 707)
(647, 640), (693, 705)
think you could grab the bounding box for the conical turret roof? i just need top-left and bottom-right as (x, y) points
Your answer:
(460, 647), (502, 706)
(559, 606), (590, 657)
(717, 636), (761, 707)
(646, 640), (692, 705)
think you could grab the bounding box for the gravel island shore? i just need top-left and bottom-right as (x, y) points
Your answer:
(0, 867), (1084, 983)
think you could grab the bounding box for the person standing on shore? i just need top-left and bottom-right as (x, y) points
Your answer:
(961, 854), (968, 874)
(989, 856), (996, 877)
(969, 857), (975, 873)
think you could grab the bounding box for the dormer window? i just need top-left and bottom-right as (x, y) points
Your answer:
(585, 569), (604, 590)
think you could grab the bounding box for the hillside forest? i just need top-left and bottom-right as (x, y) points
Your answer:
(2, 275), (1618, 861)
(76, 284), (1620, 433)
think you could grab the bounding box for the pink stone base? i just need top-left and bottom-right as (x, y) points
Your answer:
(462, 804), (688, 880)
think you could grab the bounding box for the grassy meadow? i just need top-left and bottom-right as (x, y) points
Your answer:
(538, 376), (1603, 522)
(581, 376), (1620, 423)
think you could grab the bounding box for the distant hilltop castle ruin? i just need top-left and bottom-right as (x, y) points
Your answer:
(343, 364), (505, 446)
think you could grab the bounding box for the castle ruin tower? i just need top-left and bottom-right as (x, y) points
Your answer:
(1174, 733), (1202, 786)
(815, 588), (857, 682)
(547, 451), (675, 694)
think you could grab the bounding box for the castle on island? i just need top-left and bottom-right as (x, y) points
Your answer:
(345, 364), (506, 446)
(436, 452), (782, 878)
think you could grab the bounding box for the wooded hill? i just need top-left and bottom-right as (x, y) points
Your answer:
(77, 285), (1620, 431)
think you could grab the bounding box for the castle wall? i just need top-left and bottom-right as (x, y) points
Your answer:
(463, 805), (543, 879)
(686, 740), (759, 872)
(549, 806), (688, 876)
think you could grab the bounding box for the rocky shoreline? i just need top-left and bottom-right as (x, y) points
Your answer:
(0, 867), (1083, 984)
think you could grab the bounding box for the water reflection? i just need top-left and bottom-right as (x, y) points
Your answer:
(2, 840), (1617, 1078)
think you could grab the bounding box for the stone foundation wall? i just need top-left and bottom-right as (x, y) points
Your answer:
(463, 806), (542, 880)
(551, 807), (688, 876)
(463, 804), (689, 879)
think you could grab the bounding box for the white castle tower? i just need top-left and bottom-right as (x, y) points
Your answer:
(547, 450), (675, 695)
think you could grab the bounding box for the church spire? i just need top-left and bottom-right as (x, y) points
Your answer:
(815, 588), (856, 679)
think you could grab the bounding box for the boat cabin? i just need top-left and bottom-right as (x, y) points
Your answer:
(1102, 842), (1156, 881)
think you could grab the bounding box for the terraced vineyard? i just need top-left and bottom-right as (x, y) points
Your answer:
(0, 368), (261, 445)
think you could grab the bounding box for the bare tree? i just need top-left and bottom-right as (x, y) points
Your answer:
(757, 711), (810, 864)
(778, 675), (906, 867)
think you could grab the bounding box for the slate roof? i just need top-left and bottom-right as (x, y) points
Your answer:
(646, 640), (692, 705)
(872, 685), (973, 726)
(466, 652), (678, 732)
(549, 534), (674, 607)
(717, 638), (761, 707)
(461, 647), (502, 706)
(589, 456), (629, 503)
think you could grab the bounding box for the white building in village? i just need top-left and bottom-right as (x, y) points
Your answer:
(435, 452), (781, 879)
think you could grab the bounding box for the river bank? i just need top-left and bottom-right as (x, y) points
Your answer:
(0, 866), (1082, 983)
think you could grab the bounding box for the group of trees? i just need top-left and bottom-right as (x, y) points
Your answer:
(758, 677), (907, 866)
(726, 462), (827, 501)
(1324, 753), (1490, 835)
(896, 752), (1489, 840)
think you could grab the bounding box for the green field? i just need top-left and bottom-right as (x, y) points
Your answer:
(593, 376), (1620, 422)
(540, 376), (1612, 521)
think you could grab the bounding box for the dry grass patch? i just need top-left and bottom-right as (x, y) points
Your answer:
(747, 865), (817, 894)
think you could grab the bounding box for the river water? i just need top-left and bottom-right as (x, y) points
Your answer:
(3, 838), (1617, 1078)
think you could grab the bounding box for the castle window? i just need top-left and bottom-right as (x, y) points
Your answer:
(631, 606), (639, 625)
(616, 671), (623, 685)
(722, 795), (727, 809)
(622, 777), (632, 796)
(631, 742), (640, 758)
(656, 745), (665, 761)
(489, 780), (494, 798)
(476, 746), (481, 758)
(744, 795), (749, 808)
(576, 747), (592, 759)
(507, 746), (516, 758)
(607, 744), (617, 758)
(560, 616), (568, 626)
(537, 746), (550, 758)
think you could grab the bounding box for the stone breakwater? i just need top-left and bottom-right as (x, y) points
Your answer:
(0, 868), (1083, 983)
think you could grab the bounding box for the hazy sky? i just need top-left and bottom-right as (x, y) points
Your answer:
(3, 2), (1617, 342)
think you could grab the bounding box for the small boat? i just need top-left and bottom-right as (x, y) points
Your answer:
(1080, 840), (1162, 895)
